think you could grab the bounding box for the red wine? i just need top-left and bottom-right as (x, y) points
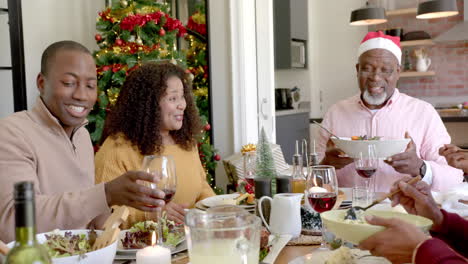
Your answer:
(356, 167), (376, 178)
(308, 192), (337, 213)
(162, 189), (175, 203)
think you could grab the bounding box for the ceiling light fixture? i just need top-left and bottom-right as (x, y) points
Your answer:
(350, 2), (387, 26)
(417, 0), (459, 19)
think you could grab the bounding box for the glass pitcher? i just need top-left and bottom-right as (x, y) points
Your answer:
(185, 206), (261, 264)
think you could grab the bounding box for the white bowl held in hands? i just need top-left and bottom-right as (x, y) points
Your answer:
(321, 210), (433, 245)
(331, 137), (410, 159)
(7, 229), (117, 264)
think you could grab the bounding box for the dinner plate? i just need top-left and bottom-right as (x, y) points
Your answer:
(263, 234), (292, 264)
(114, 240), (187, 260)
(117, 230), (186, 255)
(288, 248), (391, 264)
(201, 194), (256, 208)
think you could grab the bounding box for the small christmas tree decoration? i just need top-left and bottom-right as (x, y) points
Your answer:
(120, 0), (128, 8)
(159, 28), (166, 36)
(95, 34), (102, 41)
(255, 127), (277, 194)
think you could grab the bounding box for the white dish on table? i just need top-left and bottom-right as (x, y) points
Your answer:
(200, 194), (256, 208)
(331, 137), (410, 159)
(288, 248), (391, 264)
(262, 234), (292, 264)
(117, 229), (186, 255)
(7, 229), (117, 264)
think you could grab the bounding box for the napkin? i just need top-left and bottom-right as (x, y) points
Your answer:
(432, 183), (468, 217)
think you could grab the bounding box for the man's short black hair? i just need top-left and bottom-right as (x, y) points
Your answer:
(40, 40), (92, 76)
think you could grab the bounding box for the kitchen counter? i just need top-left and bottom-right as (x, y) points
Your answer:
(275, 108), (309, 117)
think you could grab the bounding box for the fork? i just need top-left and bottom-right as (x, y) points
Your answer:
(344, 176), (421, 220)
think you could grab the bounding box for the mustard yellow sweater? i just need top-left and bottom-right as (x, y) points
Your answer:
(95, 134), (215, 228)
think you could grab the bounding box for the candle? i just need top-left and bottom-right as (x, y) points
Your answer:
(136, 232), (171, 264)
(308, 186), (328, 193)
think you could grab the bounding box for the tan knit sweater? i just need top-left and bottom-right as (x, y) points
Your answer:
(0, 98), (110, 243)
(95, 134), (215, 228)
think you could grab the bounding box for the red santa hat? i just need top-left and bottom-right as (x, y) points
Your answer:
(357, 31), (401, 65)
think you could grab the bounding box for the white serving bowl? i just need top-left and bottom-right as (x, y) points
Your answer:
(331, 137), (410, 159)
(8, 229), (117, 264)
(321, 210), (433, 245)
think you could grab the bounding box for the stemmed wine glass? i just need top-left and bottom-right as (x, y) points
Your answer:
(141, 155), (177, 245)
(354, 144), (378, 202)
(306, 165), (338, 251)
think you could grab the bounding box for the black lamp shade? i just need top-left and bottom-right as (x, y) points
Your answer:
(350, 7), (387, 26)
(417, 0), (459, 19)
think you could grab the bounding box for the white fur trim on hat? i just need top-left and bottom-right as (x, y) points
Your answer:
(358, 37), (402, 65)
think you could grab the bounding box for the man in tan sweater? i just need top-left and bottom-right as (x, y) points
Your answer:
(0, 41), (165, 243)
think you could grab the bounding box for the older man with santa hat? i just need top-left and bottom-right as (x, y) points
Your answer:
(317, 31), (463, 192)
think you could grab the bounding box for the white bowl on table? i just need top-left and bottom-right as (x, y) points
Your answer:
(331, 137), (410, 159)
(321, 210), (432, 245)
(7, 229), (117, 264)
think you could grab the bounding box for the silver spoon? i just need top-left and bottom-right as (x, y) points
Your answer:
(313, 121), (341, 140)
(344, 176), (421, 220)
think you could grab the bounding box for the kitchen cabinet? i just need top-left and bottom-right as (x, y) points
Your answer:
(276, 110), (310, 164)
(273, 0), (308, 69)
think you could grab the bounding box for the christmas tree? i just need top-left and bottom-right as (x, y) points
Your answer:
(184, 2), (222, 194)
(256, 127), (277, 194)
(88, 0), (221, 193)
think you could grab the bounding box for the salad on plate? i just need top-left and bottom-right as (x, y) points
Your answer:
(120, 217), (184, 250)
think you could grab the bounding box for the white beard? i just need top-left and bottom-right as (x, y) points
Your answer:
(363, 89), (387, 106)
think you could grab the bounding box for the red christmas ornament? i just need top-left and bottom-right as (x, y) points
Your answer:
(204, 123), (211, 131)
(115, 38), (123, 46)
(95, 34), (102, 42)
(214, 154), (221, 161)
(102, 65), (111, 72)
(159, 28), (166, 36)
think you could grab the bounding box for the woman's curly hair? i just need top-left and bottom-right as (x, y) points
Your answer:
(102, 62), (202, 155)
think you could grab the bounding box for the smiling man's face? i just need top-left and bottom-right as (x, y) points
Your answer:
(356, 48), (400, 109)
(37, 49), (97, 136)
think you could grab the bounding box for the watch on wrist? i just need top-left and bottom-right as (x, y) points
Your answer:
(419, 162), (427, 178)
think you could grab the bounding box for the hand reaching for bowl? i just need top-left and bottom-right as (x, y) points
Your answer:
(385, 132), (423, 177)
(359, 215), (429, 264)
(390, 176), (444, 232)
(320, 139), (353, 169)
(439, 144), (468, 174)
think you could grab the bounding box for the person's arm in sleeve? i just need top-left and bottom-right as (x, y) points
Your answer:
(419, 107), (463, 191)
(414, 238), (468, 264)
(427, 210), (468, 258)
(0, 124), (109, 243)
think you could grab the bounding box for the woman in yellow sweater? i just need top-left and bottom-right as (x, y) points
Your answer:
(95, 62), (215, 228)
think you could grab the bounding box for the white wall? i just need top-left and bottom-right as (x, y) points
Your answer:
(309, 0), (367, 118)
(22, 0), (103, 109)
(208, 0), (234, 192)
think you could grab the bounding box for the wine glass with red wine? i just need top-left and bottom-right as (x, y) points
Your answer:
(354, 144), (378, 199)
(306, 165), (338, 250)
(141, 155), (177, 245)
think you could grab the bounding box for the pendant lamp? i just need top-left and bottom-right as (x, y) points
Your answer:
(350, 2), (387, 26)
(417, 0), (458, 19)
